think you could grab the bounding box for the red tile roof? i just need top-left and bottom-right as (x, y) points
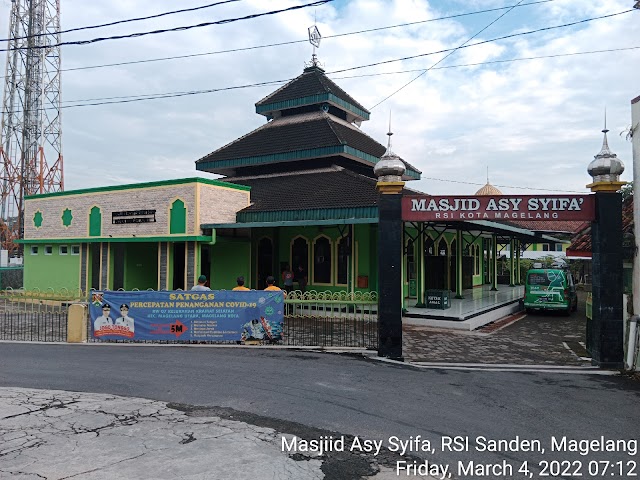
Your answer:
(506, 219), (589, 234)
(566, 196), (633, 256)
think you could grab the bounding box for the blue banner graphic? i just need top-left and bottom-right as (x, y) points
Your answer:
(89, 290), (284, 342)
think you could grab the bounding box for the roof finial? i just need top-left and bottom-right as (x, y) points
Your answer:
(600, 107), (610, 152)
(306, 19), (322, 68)
(387, 111), (393, 150)
(486, 166), (489, 184)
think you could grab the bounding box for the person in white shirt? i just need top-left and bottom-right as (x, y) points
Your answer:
(94, 304), (114, 331)
(115, 304), (135, 333)
(191, 275), (211, 291)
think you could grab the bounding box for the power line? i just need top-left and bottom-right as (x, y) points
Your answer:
(331, 46), (640, 80)
(423, 177), (586, 194)
(0, 0), (242, 43)
(0, 0), (555, 78)
(330, 10), (633, 76)
(4, 44), (638, 114)
(0, 0), (333, 53)
(369, 0), (528, 109)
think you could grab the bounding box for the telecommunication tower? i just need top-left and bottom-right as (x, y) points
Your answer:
(0, 0), (64, 254)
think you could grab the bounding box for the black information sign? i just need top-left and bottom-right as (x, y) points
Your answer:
(112, 209), (156, 224)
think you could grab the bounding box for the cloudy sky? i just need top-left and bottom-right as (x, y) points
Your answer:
(0, 0), (638, 196)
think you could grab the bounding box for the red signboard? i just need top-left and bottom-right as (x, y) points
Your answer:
(402, 195), (595, 222)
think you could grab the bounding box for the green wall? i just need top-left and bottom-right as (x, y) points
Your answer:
(124, 243), (158, 290)
(210, 239), (251, 290)
(24, 244), (81, 293)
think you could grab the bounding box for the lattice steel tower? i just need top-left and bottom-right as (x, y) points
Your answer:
(0, 0), (64, 254)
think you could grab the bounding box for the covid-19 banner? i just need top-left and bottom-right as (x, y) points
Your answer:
(89, 290), (285, 342)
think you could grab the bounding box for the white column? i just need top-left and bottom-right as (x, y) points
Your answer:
(632, 96), (640, 318)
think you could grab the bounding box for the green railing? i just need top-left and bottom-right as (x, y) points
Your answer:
(586, 292), (592, 320)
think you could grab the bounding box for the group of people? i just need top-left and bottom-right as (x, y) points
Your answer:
(191, 265), (307, 293)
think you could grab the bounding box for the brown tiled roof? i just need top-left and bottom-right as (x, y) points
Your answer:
(196, 111), (421, 175)
(506, 220), (589, 234)
(255, 66), (369, 115)
(567, 196), (633, 255)
(225, 166), (419, 213)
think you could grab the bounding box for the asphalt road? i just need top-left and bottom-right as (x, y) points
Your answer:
(0, 343), (638, 479)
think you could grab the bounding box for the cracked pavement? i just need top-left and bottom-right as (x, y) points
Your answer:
(0, 387), (328, 480)
(0, 388), (424, 480)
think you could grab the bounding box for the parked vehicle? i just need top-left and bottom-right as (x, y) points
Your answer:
(524, 268), (578, 315)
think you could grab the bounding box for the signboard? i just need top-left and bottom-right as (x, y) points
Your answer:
(402, 195), (595, 222)
(89, 290), (284, 342)
(112, 209), (156, 224)
(426, 290), (451, 310)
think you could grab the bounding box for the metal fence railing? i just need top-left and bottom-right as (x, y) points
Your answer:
(85, 289), (378, 348)
(0, 288), (79, 342)
(283, 290), (378, 348)
(0, 287), (378, 348)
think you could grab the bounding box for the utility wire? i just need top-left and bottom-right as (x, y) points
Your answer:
(4, 45), (638, 114)
(331, 10), (633, 76)
(369, 0), (527, 109)
(423, 177), (586, 194)
(0, 0), (242, 43)
(0, 0), (333, 52)
(0, 0), (554, 78)
(331, 46), (640, 80)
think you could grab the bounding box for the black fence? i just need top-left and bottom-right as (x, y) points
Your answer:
(0, 295), (68, 342)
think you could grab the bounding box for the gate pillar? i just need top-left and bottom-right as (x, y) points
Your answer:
(374, 132), (405, 360)
(587, 125), (626, 368)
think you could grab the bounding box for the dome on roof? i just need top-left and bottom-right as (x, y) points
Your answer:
(588, 127), (624, 183)
(475, 182), (503, 196)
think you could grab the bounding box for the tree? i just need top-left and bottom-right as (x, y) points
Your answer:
(619, 182), (633, 200)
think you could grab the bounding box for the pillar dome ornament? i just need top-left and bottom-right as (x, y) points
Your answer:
(374, 128), (406, 183)
(588, 125), (625, 184)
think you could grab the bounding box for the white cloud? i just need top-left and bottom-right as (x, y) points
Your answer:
(0, 0), (637, 198)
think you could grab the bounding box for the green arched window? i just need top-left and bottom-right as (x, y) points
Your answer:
(170, 199), (186, 234)
(89, 206), (101, 237)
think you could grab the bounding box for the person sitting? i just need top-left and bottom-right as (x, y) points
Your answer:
(232, 276), (250, 291)
(191, 275), (211, 291)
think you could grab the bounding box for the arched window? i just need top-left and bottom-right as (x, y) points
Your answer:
(291, 236), (309, 275)
(438, 238), (448, 257)
(406, 238), (415, 282)
(425, 236), (435, 256)
(313, 236), (332, 284)
(89, 206), (101, 237)
(450, 239), (457, 258)
(170, 199), (186, 234)
(336, 236), (349, 285)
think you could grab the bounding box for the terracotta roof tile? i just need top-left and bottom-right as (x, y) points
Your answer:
(567, 196), (633, 255)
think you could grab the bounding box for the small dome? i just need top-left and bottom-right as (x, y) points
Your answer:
(374, 148), (406, 179)
(588, 128), (624, 183)
(374, 128), (406, 181)
(475, 182), (503, 196)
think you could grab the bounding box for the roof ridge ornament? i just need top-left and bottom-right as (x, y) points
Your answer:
(305, 22), (323, 69)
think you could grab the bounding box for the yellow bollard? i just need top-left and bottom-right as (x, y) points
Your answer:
(67, 303), (87, 343)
